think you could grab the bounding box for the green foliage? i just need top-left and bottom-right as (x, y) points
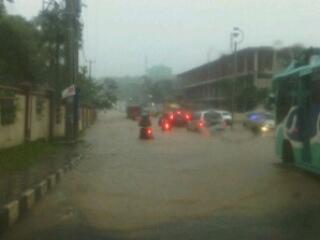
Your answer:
(0, 2), (104, 110)
(0, 140), (65, 172)
(94, 78), (118, 109)
(0, 15), (45, 84)
(77, 75), (118, 109)
(149, 80), (174, 103)
(33, 3), (70, 93)
(237, 86), (269, 111)
(0, 0), (13, 17)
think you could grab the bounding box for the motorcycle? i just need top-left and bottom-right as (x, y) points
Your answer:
(139, 114), (154, 140)
(140, 127), (154, 139)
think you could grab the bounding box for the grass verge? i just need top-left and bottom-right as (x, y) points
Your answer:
(0, 140), (65, 173)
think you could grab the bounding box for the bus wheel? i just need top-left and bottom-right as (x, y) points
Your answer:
(283, 140), (294, 163)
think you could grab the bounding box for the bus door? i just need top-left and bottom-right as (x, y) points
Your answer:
(299, 73), (313, 163)
(310, 72), (320, 164)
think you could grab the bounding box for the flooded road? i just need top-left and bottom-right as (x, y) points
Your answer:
(4, 111), (320, 240)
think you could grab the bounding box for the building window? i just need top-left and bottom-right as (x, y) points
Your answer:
(0, 92), (17, 126)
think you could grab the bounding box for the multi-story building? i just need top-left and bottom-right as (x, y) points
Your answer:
(176, 46), (295, 111)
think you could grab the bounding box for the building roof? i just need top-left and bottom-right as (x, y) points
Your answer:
(177, 47), (271, 78)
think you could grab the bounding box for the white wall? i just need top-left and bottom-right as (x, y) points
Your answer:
(30, 96), (50, 141)
(0, 94), (26, 149)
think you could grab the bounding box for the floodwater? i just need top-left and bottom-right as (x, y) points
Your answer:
(4, 111), (320, 240)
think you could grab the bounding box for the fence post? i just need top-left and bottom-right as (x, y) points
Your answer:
(24, 85), (32, 142)
(48, 90), (55, 140)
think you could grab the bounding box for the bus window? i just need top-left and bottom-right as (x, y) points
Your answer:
(276, 78), (297, 124)
(311, 79), (320, 131)
(311, 80), (320, 104)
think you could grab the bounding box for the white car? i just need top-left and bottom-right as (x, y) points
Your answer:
(187, 110), (227, 132)
(214, 110), (232, 125)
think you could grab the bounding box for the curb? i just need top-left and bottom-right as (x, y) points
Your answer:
(20, 189), (35, 215)
(0, 157), (80, 235)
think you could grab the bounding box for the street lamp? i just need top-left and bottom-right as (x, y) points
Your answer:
(273, 40), (282, 75)
(230, 27), (244, 128)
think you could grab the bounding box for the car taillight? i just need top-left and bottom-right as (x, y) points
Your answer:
(198, 121), (204, 128)
(147, 128), (152, 135)
(185, 114), (190, 120)
(165, 123), (169, 129)
(177, 111), (181, 115)
(170, 114), (174, 120)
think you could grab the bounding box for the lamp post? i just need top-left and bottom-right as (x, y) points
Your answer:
(273, 40), (282, 75)
(230, 27), (244, 129)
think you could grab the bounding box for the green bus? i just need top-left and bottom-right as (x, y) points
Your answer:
(273, 50), (320, 174)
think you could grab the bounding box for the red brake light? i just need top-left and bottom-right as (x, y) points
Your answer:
(165, 123), (169, 129)
(177, 111), (181, 115)
(147, 128), (152, 135)
(185, 114), (190, 120)
(170, 114), (174, 120)
(198, 121), (204, 128)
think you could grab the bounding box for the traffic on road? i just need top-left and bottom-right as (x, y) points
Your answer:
(1, 1), (320, 240)
(4, 111), (320, 240)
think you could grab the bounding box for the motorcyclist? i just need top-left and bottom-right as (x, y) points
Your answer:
(139, 112), (151, 127)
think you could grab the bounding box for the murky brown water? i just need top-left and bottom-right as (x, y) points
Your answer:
(4, 111), (320, 240)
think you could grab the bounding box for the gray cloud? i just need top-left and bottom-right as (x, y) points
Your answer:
(7, 0), (320, 77)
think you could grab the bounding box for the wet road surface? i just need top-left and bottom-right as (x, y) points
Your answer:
(3, 111), (320, 240)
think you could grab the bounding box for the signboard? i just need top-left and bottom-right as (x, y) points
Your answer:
(62, 85), (76, 98)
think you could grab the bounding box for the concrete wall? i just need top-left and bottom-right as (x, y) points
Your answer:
(53, 105), (66, 137)
(79, 108), (83, 132)
(0, 87), (96, 150)
(0, 94), (26, 149)
(30, 96), (50, 141)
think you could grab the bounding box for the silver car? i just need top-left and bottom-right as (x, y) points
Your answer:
(187, 110), (227, 132)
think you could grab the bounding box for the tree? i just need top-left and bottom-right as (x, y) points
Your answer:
(0, 0), (13, 17)
(149, 80), (174, 103)
(0, 14), (45, 85)
(237, 85), (269, 111)
(0, 1), (107, 110)
(33, 2), (68, 93)
(76, 75), (118, 109)
(95, 78), (118, 109)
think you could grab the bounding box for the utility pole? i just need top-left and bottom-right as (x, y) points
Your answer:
(88, 59), (95, 81)
(65, 0), (81, 140)
(272, 40), (282, 75)
(232, 40), (238, 128)
(230, 27), (244, 129)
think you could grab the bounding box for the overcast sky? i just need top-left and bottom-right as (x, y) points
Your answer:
(6, 0), (320, 77)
